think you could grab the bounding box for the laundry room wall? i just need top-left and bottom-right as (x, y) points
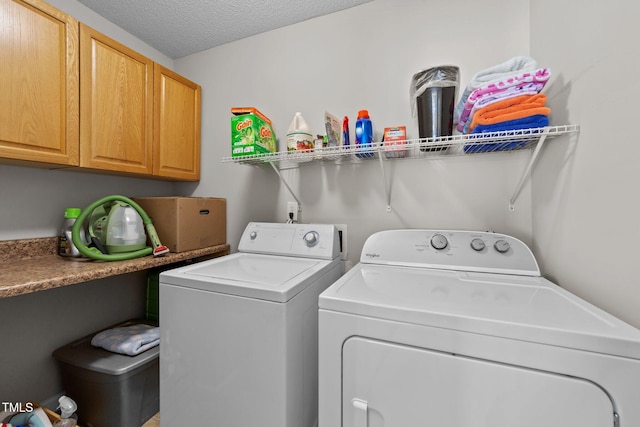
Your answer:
(530, 1), (640, 328)
(176, 0), (534, 264)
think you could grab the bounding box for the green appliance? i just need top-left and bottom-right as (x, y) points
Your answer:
(72, 195), (169, 261)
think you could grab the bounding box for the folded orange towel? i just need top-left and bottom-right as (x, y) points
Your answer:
(469, 93), (550, 132)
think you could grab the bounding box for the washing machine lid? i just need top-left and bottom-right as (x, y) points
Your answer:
(160, 252), (337, 302)
(319, 263), (640, 359)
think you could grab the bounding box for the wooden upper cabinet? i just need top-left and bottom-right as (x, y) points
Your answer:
(79, 23), (154, 175)
(1, 3), (201, 180)
(153, 64), (201, 181)
(0, 0), (79, 166)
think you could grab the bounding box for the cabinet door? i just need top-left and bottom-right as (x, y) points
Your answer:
(79, 24), (153, 175)
(153, 64), (201, 181)
(0, 0), (79, 166)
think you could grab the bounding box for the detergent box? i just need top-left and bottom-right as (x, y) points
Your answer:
(383, 126), (407, 158)
(231, 107), (277, 157)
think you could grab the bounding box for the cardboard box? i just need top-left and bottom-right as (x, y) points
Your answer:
(133, 197), (226, 252)
(383, 126), (407, 158)
(231, 107), (276, 157)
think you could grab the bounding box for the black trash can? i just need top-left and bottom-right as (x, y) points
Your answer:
(410, 66), (459, 151)
(52, 320), (159, 427)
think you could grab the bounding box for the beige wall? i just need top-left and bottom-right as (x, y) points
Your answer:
(176, 0), (534, 265)
(531, 0), (640, 327)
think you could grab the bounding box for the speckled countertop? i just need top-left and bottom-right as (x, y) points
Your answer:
(0, 237), (229, 298)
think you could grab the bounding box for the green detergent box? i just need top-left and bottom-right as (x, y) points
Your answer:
(231, 107), (276, 157)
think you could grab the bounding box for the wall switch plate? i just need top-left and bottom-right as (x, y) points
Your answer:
(287, 202), (300, 222)
(335, 224), (348, 261)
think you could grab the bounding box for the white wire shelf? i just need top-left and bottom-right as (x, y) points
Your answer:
(221, 124), (580, 212)
(221, 125), (580, 169)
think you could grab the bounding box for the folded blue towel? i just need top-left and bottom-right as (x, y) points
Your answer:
(471, 114), (549, 134)
(464, 115), (549, 153)
(91, 323), (159, 356)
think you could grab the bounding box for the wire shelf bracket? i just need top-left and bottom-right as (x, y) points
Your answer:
(269, 161), (301, 207)
(378, 153), (392, 212)
(508, 128), (550, 211)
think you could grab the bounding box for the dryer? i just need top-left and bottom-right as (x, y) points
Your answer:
(160, 222), (343, 427)
(319, 229), (640, 427)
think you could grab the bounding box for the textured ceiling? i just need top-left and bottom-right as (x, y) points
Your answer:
(77, 0), (373, 59)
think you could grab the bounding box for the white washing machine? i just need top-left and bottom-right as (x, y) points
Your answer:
(319, 229), (640, 427)
(160, 222), (343, 427)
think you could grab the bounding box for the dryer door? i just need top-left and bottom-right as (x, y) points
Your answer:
(343, 337), (615, 427)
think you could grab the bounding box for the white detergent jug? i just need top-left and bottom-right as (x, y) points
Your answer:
(286, 112), (314, 152)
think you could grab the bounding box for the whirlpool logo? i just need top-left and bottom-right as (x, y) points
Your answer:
(364, 253), (380, 258)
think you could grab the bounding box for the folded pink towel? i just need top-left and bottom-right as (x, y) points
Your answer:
(457, 68), (551, 132)
(454, 56), (538, 124)
(462, 82), (544, 133)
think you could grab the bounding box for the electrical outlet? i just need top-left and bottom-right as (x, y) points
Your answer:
(335, 224), (348, 261)
(287, 202), (299, 222)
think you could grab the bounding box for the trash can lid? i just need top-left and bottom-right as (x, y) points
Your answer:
(410, 65), (460, 117)
(52, 320), (159, 376)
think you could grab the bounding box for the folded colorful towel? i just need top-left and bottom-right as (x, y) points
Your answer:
(468, 68), (550, 101)
(457, 68), (551, 132)
(464, 115), (550, 153)
(471, 114), (550, 134)
(468, 93), (549, 132)
(461, 82), (545, 133)
(91, 323), (160, 356)
(454, 56), (538, 124)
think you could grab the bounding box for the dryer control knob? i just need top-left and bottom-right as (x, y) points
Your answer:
(304, 231), (319, 247)
(249, 231), (257, 240)
(470, 238), (486, 251)
(430, 233), (448, 250)
(494, 239), (511, 253)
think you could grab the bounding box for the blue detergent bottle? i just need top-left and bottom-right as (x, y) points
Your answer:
(355, 109), (374, 158)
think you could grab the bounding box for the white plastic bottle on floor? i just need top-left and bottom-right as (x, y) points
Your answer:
(286, 112), (314, 152)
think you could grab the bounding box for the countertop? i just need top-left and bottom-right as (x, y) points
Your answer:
(0, 237), (229, 298)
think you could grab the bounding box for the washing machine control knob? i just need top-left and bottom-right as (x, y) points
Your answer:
(430, 233), (448, 250)
(494, 239), (511, 253)
(249, 231), (257, 240)
(470, 238), (486, 251)
(304, 231), (319, 247)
